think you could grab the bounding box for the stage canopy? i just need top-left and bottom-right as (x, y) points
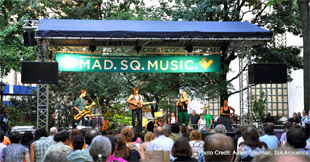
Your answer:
(35, 18), (273, 52)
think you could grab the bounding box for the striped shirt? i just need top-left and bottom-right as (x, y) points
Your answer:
(34, 137), (54, 162)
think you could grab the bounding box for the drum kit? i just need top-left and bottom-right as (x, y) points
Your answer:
(141, 106), (165, 128)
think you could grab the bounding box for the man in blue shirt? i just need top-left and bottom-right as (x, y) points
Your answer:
(147, 126), (175, 161)
(259, 125), (280, 150)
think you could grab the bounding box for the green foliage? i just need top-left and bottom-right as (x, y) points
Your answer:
(252, 91), (267, 123)
(274, 115), (284, 125)
(108, 113), (132, 130)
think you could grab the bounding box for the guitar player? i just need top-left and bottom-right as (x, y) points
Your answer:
(127, 87), (143, 133)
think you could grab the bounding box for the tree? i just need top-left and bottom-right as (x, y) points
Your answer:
(156, 0), (303, 105)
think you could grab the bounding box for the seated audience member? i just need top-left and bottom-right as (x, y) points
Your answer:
(47, 127), (58, 141)
(66, 135), (85, 156)
(263, 112), (276, 126)
(172, 137), (197, 161)
(236, 126), (248, 151)
(259, 125), (280, 150)
(235, 126), (267, 162)
(67, 129), (100, 162)
(106, 135), (126, 162)
(2, 135), (10, 146)
(114, 134), (139, 161)
(285, 128), (310, 157)
(253, 147), (310, 162)
(121, 126), (144, 161)
(0, 132), (6, 162)
(214, 124), (227, 134)
(69, 129), (86, 149)
(189, 130), (204, 160)
(147, 126), (175, 161)
(233, 128), (241, 151)
(117, 123), (127, 134)
(44, 130), (72, 158)
(199, 133), (234, 162)
(21, 131), (34, 150)
(43, 151), (67, 162)
(142, 132), (154, 150)
(89, 135), (111, 162)
(163, 124), (177, 142)
(3, 131), (30, 162)
(31, 128), (54, 162)
(289, 112), (301, 126)
(280, 122), (293, 147)
(131, 127), (142, 144)
(171, 123), (183, 140)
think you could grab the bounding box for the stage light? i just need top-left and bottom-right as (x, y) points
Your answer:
(135, 45), (142, 53)
(89, 45), (96, 52)
(185, 45), (193, 52)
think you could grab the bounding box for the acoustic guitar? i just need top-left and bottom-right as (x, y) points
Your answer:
(101, 110), (110, 130)
(129, 101), (156, 110)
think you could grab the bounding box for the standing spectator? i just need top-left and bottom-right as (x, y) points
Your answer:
(67, 129), (100, 162)
(3, 131), (30, 162)
(204, 110), (213, 131)
(259, 125), (280, 150)
(121, 126), (144, 161)
(0, 132), (6, 162)
(106, 135), (127, 162)
(44, 130), (72, 158)
(199, 133), (235, 162)
(43, 151), (67, 162)
(289, 112), (301, 126)
(285, 128), (310, 157)
(188, 110), (199, 130)
(198, 114), (207, 133)
(89, 135), (111, 162)
(172, 137), (197, 161)
(301, 110), (308, 128)
(235, 126), (267, 161)
(214, 124), (227, 134)
(168, 112), (179, 125)
(147, 126), (175, 161)
(171, 123), (183, 140)
(141, 132), (154, 150)
(189, 130), (204, 160)
(69, 129), (86, 149)
(280, 122), (293, 147)
(47, 127), (58, 141)
(263, 112), (276, 126)
(0, 107), (9, 137)
(66, 135), (85, 156)
(30, 128), (53, 162)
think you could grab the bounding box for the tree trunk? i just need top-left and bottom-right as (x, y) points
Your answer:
(297, 0), (310, 112)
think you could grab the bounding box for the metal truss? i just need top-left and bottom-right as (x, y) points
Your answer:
(37, 40), (49, 130)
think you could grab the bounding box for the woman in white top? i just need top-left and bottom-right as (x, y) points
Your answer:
(168, 112), (178, 124)
(198, 114), (207, 133)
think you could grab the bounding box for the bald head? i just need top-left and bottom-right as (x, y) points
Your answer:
(50, 127), (58, 136)
(204, 133), (234, 162)
(155, 126), (164, 137)
(214, 124), (227, 134)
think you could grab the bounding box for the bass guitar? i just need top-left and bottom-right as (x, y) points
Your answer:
(129, 101), (156, 110)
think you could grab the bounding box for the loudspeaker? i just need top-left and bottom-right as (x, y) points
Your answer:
(248, 63), (287, 84)
(23, 31), (37, 46)
(21, 62), (58, 84)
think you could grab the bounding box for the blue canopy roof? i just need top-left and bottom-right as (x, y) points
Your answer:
(3, 85), (37, 95)
(37, 18), (273, 38)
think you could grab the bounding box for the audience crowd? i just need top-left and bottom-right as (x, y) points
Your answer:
(0, 115), (310, 162)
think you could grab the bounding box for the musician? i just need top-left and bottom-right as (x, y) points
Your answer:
(127, 87), (143, 133)
(217, 100), (235, 132)
(84, 99), (96, 128)
(73, 89), (87, 126)
(176, 91), (190, 133)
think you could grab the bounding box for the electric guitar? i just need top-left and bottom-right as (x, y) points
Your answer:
(129, 101), (156, 110)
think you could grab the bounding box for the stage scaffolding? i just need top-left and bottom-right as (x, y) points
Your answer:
(23, 19), (272, 129)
